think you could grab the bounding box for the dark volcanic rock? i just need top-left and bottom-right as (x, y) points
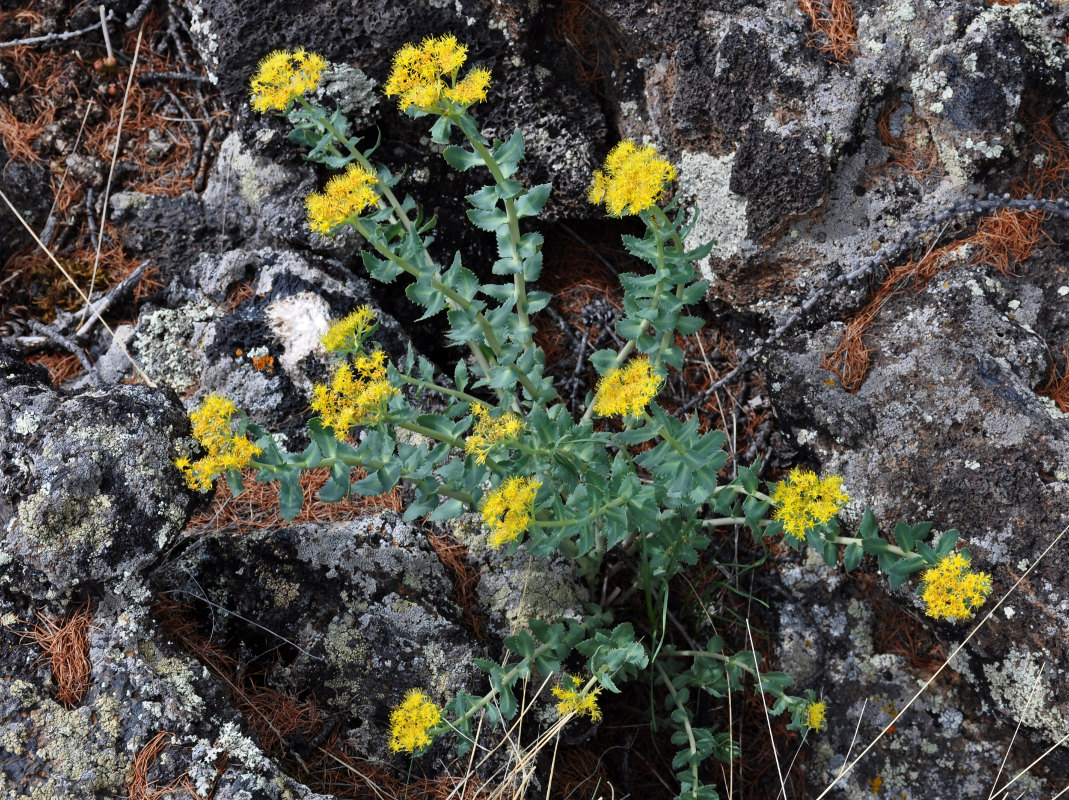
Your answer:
(0, 346), (195, 602)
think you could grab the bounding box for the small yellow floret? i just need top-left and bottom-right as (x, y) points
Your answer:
(919, 552), (993, 622)
(384, 34), (489, 111)
(310, 350), (397, 440)
(770, 468), (849, 542)
(552, 674), (602, 722)
(591, 356), (661, 417)
(805, 700), (827, 731)
(175, 394), (262, 492)
(249, 48), (326, 113)
(321, 306), (377, 353)
(306, 164), (380, 234)
(464, 404), (525, 465)
(480, 476), (541, 548)
(588, 140), (677, 216)
(387, 689), (442, 753)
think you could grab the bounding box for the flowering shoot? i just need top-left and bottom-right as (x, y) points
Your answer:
(384, 34), (490, 112)
(388, 689), (442, 753)
(805, 699), (827, 731)
(305, 164), (380, 235)
(249, 48), (327, 113)
(480, 476), (541, 548)
(464, 404), (524, 465)
(175, 394), (262, 492)
(771, 468), (849, 542)
(552, 673), (603, 722)
(592, 356), (661, 418)
(919, 552), (993, 622)
(321, 305), (378, 354)
(311, 349), (397, 439)
(588, 140), (677, 217)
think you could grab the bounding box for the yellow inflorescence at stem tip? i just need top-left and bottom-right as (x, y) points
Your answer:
(552, 673), (603, 722)
(311, 349), (398, 440)
(249, 48), (327, 113)
(805, 700), (827, 731)
(306, 164), (380, 235)
(588, 140), (677, 217)
(174, 394), (262, 492)
(480, 476), (541, 548)
(464, 403), (524, 465)
(383, 34), (491, 111)
(770, 468), (849, 542)
(321, 305), (378, 353)
(592, 356), (661, 418)
(919, 552), (993, 622)
(387, 689), (442, 753)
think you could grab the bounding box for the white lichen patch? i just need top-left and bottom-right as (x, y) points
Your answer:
(676, 150), (749, 278)
(265, 290), (333, 378)
(982, 645), (1068, 743)
(134, 300), (220, 390)
(13, 412), (40, 436)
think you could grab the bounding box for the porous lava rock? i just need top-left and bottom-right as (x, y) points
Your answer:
(0, 346), (195, 602)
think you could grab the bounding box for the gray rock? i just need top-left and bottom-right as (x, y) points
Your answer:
(0, 347), (195, 602)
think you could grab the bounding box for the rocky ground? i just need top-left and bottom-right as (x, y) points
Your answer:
(1, 0), (1068, 798)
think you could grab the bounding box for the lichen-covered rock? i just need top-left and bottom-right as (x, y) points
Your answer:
(765, 261), (1069, 783)
(160, 513), (486, 761)
(0, 347), (195, 602)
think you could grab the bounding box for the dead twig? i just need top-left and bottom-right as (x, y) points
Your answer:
(0, 11), (116, 49)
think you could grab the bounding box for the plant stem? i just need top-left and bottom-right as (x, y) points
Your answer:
(832, 535), (908, 558)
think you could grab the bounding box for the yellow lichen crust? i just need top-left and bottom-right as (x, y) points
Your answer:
(321, 305), (378, 353)
(919, 552), (993, 622)
(175, 394), (262, 491)
(387, 688), (442, 753)
(591, 356), (661, 417)
(249, 48), (327, 113)
(805, 699), (827, 731)
(770, 468), (849, 542)
(383, 34), (490, 111)
(587, 140), (677, 216)
(311, 349), (397, 440)
(480, 476), (541, 548)
(305, 164), (380, 234)
(464, 403), (525, 465)
(552, 673), (602, 722)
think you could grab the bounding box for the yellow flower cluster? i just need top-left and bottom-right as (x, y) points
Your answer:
(387, 689), (442, 753)
(805, 700), (827, 731)
(311, 350), (398, 440)
(306, 164), (380, 235)
(591, 356), (661, 417)
(480, 476), (541, 548)
(770, 468), (849, 542)
(249, 48), (327, 113)
(464, 404), (524, 465)
(383, 34), (491, 111)
(174, 394), (262, 492)
(919, 552), (993, 622)
(587, 140), (677, 216)
(321, 305), (377, 353)
(552, 673), (602, 722)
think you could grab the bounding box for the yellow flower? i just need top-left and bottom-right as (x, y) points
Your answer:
(306, 164), (380, 234)
(175, 394), (262, 492)
(588, 140), (677, 216)
(552, 674), (602, 722)
(249, 48), (327, 113)
(919, 552), (993, 622)
(383, 34), (489, 111)
(321, 306), (377, 353)
(805, 700), (827, 731)
(480, 476), (541, 548)
(310, 350), (397, 440)
(770, 468), (849, 542)
(591, 356), (661, 417)
(464, 403), (525, 465)
(388, 689), (442, 753)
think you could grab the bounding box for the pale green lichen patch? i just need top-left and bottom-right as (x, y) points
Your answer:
(982, 645), (1068, 743)
(13, 412), (39, 436)
(16, 492), (112, 552)
(133, 300), (220, 390)
(323, 615), (371, 702)
(32, 697), (131, 795)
